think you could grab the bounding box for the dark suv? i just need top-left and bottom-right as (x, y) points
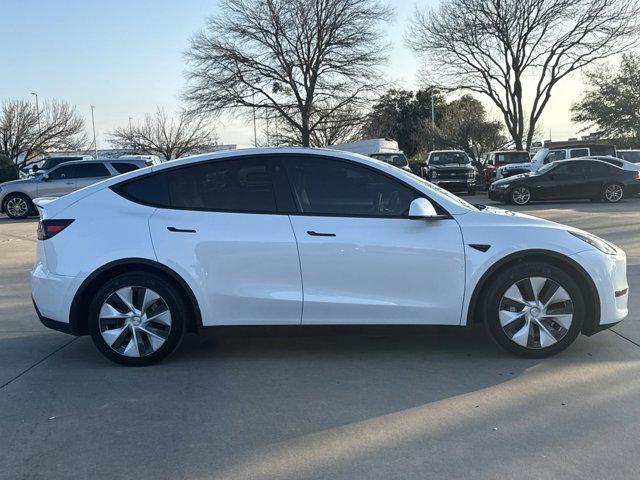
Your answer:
(422, 150), (476, 194)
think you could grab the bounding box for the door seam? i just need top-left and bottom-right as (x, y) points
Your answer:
(287, 215), (305, 325)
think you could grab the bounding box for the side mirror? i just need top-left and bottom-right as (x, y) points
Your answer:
(409, 197), (438, 219)
(42, 174), (50, 182)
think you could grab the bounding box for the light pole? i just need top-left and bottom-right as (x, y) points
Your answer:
(129, 116), (133, 132)
(252, 93), (258, 147)
(431, 86), (438, 130)
(31, 92), (41, 132)
(90, 105), (98, 158)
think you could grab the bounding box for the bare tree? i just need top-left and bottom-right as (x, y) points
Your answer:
(269, 103), (363, 147)
(109, 108), (217, 161)
(184, 0), (391, 147)
(408, 0), (640, 150)
(0, 99), (87, 167)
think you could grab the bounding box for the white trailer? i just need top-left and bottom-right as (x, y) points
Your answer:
(326, 138), (411, 171)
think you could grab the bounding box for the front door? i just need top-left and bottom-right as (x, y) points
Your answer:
(37, 164), (77, 197)
(148, 156), (302, 326)
(282, 156), (466, 325)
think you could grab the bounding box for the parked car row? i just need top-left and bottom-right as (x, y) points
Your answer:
(1, 158), (152, 219)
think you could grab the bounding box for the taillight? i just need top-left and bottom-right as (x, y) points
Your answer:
(37, 219), (74, 240)
(634, 171), (640, 180)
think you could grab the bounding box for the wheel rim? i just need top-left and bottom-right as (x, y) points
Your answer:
(499, 276), (574, 350)
(512, 187), (530, 205)
(99, 286), (172, 357)
(6, 197), (29, 217)
(605, 184), (623, 202)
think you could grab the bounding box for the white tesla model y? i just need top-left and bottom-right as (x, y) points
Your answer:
(31, 148), (629, 365)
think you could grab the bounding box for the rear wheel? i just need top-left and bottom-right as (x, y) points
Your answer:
(510, 186), (531, 205)
(88, 272), (188, 366)
(603, 183), (624, 203)
(3, 193), (32, 219)
(483, 262), (584, 358)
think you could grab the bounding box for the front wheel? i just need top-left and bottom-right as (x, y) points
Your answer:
(3, 193), (33, 219)
(482, 262), (584, 358)
(88, 272), (188, 366)
(510, 186), (531, 205)
(603, 183), (624, 203)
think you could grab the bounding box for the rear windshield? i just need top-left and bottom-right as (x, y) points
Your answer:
(620, 151), (640, 163)
(429, 152), (469, 165)
(495, 152), (530, 164)
(369, 153), (408, 168)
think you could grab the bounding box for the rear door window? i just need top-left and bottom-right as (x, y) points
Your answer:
(47, 165), (76, 180)
(74, 163), (111, 178)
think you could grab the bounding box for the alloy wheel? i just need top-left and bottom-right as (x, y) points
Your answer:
(498, 276), (573, 349)
(6, 197), (29, 218)
(98, 286), (172, 357)
(604, 184), (623, 202)
(511, 186), (530, 205)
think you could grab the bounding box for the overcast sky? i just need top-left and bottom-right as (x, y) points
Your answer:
(1, 0), (594, 149)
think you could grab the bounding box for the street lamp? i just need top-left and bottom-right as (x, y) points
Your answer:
(90, 105), (98, 158)
(431, 86), (438, 130)
(31, 92), (41, 132)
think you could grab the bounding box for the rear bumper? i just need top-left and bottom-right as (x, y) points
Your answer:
(31, 259), (83, 333)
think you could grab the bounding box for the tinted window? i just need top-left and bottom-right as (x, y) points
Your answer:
(620, 151), (640, 163)
(283, 157), (418, 216)
(570, 148), (589, 158)
(586, 161), (616, 176)
(116, 173), (170, 206)
(47, 165), (76, 180)
(496, 152), (529, 164)
(74, 163), (110, 178)
(551, 162), (584, 178)
(111, 162), (140, 174)
(167, 158), (277, 212)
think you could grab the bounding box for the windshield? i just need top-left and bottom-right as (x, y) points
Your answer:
(392, 168), (479, 211)
(496, 151), (530, 164)
(429, 151), (469, 165)
(370, 152), (409, 167)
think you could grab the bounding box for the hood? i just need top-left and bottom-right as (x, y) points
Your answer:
(0, 177), (37, 188)
(492, 172), (531, 185)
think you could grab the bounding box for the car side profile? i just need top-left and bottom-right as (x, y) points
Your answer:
(32, 148), (629, 366)
(1, 158), (151, 219)
(489, 159), (640, 205)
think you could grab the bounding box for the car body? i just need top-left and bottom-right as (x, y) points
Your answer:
(483, 150), (530, 184)
(422, 150), (476, 194)
(30, 148), (629, 365)
(589, 156), (640, 172)
(1, 158), (151, 219)
(618, 150), (640, 164)
(489, 158), (640, 205)
(543, 142), (617, 162)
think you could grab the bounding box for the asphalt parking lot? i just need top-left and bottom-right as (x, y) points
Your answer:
(2, 196), (640, 480)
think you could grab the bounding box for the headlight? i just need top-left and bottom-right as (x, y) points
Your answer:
(569, 230), (617, 255)
(495, 183), (510, 189)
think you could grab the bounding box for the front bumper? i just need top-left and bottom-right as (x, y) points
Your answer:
(488, 187), (509, 202)
(431, 178), (476, 191)
(571, 248), (629, 332)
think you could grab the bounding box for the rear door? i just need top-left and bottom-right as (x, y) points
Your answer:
(145, 156), (302, 326)
(281, 155), (466, 326)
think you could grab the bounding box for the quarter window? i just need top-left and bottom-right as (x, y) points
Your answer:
(282, 157), (418, 216)
(111, 162), (140, 174)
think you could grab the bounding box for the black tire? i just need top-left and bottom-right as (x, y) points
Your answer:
(602, 183), (624, 203)
(509, 185), (531, 205)
(88, 272), (188, 366)
(3, 193), (33, 219)
(482, 262), (584, 358)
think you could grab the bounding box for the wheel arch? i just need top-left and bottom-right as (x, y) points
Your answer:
(1, 191), (35, 214)
(69, 258), (202, 335)
(467, 249), (600, 335)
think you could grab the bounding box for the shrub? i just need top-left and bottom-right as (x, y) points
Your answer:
(0, 155), (19, 183)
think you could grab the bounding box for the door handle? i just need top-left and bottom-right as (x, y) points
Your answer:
(307, 230), (336, 237)
(167, 226), (197, 233)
